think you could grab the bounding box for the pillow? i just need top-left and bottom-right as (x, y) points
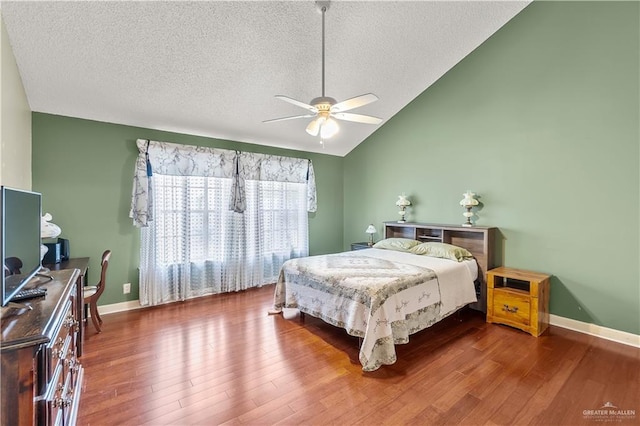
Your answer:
(372, 238), (420, 252)
(409, 242), (474, 262)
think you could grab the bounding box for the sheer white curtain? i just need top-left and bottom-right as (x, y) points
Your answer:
(138, 173), (309, 306)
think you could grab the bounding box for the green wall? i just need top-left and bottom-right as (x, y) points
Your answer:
(32, 1), (639, 336)
(32, 114), (344, 305)
(344, 1), (639, 334)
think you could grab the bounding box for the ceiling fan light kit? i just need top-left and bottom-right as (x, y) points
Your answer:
(264, 0), (382, 141)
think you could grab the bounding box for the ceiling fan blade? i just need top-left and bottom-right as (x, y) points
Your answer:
(305, 117), (325, 136)
(275, 95), (318, 113)
(263, 114), (316, 123)
(332, 112), (383, 125)
(330, 93), (379, 113)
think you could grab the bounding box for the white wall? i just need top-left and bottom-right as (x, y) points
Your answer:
(0, 12), (31, 190)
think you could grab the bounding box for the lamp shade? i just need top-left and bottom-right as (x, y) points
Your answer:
(365, 224), (377, 234)
(41, 213), (62, 239)
(320, 117), (339, 139)
(396, 194), (411, 207)
(305, 117), (324, 136)
(459, 191), (479, 207)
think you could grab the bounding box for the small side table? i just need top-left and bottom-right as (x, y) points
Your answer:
(486, 266), (551, 337)
(351, 242), (371, 251)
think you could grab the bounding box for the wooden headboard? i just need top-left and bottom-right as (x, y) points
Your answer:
(384, 221), (499, 313)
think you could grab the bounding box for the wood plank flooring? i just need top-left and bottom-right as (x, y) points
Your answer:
(77, 285), (640, 425)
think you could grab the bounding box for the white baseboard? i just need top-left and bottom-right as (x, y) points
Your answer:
(550, 314), (640, 348)
(97, 300), (144, 315)
(92, 300), (639, 348)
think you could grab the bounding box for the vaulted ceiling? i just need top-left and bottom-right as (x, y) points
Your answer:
(1, 1), (530, 156)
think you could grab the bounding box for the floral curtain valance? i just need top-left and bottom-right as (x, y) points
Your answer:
(130, 139), (317, 227)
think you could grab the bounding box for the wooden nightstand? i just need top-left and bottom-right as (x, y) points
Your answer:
(351, 242), (371, 250)
(486, 267), (551, 336)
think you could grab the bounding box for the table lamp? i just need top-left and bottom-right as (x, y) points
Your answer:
(459, 191), (479, 227)
(396, 194), (411, 223)
(40, 213), (62, 261)
(365, 224), (377, 246)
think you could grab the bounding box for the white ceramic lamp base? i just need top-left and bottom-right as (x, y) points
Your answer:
(462, 208), (473, 227)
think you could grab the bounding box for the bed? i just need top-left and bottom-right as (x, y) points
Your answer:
(271, 222), (498, 372)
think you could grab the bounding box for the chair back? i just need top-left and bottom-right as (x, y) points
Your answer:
(4, 257), (23, 275)
(94, 250), (111, 298)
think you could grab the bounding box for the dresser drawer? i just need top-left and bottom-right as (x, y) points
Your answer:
(492, 289), (531, 326)
(39, 363), (65, 426)
(40, 300), (74, 393)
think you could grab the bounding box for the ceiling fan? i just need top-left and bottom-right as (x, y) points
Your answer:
(263, 1), (382, 140)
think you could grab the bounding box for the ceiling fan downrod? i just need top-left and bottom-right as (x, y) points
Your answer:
(318, 1), (328, 98)
(312, 1), (335, 108)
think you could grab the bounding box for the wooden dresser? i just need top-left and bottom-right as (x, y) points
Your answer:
(1, 269), (83, 425)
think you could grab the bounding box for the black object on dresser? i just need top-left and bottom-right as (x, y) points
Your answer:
(43, 242), (62, 264)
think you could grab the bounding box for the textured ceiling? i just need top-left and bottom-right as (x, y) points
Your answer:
(1, 1), (529, 157)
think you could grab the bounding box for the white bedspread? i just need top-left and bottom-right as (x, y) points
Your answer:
(272, 248), (477, 371)
(358, 249), (478, 317)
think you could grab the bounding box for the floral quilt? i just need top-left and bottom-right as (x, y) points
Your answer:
(272, 250), (469, 371)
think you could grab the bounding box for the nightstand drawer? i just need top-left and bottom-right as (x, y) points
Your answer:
(492, 289), (531, 326)
(351, 242), (370, 251)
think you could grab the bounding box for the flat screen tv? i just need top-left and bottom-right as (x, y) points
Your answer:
(1, 186), (42, 306)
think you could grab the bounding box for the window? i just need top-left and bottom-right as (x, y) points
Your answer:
(139, 173), (308, 305)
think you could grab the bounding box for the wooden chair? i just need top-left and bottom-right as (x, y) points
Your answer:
(4, 257), (23, 275)
(83, 250), (111, 333)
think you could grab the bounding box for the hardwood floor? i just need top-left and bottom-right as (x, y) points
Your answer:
(77, 285), (640, 425)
